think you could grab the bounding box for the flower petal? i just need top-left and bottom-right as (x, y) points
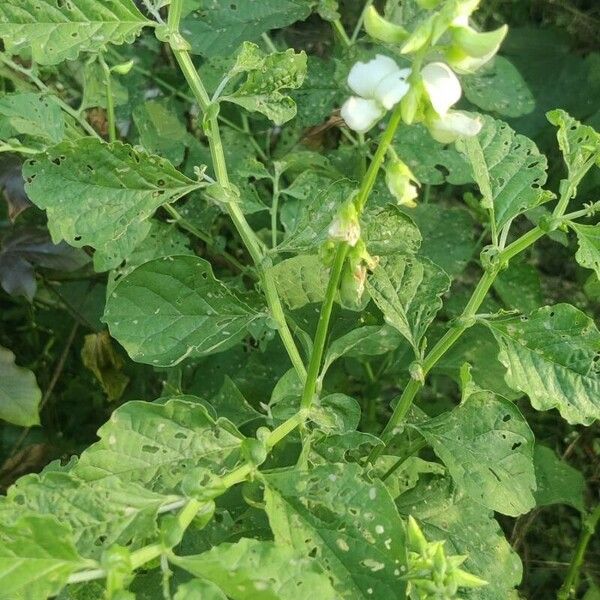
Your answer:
(341, 97), (385, 133)
(421, 62), (462, 116)
(347, 54), (400, 99)
(374, 68), (412, 110)
(428, 110), (482, 144)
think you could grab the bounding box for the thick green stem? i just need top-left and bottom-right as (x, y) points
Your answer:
(167, 1), (306, 381)
(300, 244), (349, 410)
(558, 504), (600, 600)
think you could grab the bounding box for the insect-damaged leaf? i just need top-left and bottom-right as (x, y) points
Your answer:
(23, 138), (203, 252)
(104, 255), (264, 367)
(0, 0), (151, 65)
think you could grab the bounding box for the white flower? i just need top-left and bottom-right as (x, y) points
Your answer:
(421, 62), (462, 116)
(428, 110), (482, 144)
(341, 55), (411, 133)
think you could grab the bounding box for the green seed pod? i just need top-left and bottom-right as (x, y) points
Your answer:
(364, 6), (408, 44)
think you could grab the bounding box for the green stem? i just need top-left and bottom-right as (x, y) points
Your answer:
(0, 54), (100, 138)
(351, 0), (374, 43)
(99, 56), (116, 143)
(261, 32), (278, 53)
(332, 19), (352, 46)
(558, 504), (600, 600)
(167, 1), (306, 381)
(271, 175), (280, 248)
(300, 244), (349, 410)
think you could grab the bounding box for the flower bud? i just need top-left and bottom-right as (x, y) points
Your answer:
(446, 24), (508, 73)
(426, 110), (482, 144)
(328, 200), (361, 246)
(385, 156), (419, 207)
(339, 240), (378, 310)
(400, 83), (422, 125)
(111, 59), (135, 76)
(364, 6), (408, 44)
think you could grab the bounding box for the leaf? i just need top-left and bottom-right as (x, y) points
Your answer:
(462, 57), (535, 118)
(0, 515), (90, 599)
(173, 538), (337, 600)
(23, 138), (203, 251)
(375, 456), (445, 500)
(366, 254), (450, 356)
(92, 219), (152, 273)
(362, 205), (422, 256)
(0, 0), (150, 65)
(396, 476), (522, 599)
(547, 109), (600, 186)
(0, 93), (65, 145)
(322, 325), (403, 376)
(182, 0), (313, 57)
(485, 304), (600, 425)
(104, 255), (264, 367)
(264, 463), (408, 599)
(1, 471), (175, 559)
(270, 255), (330, 310)
(73, 397), (243, 493)
(133, 100), (189, 166)
(81, 331), (129, 402)
(393, 123), (472, 185)
(456, 116), (553, 230)
(278, 178), (353, 253)
(0, 345), (41, 427)
(0, 228), (89, 300)
(533, 445), (585, 512)
(223, 46), (307, 125)
(310, 393), (361, 434)
(493, 261), (543, 313)
(174, 579), (228, 600)
(409, 205), (476, 277)
(413, 388), (536, 516)
(571, 223), (600, 279)
(211, 377), (262, 428)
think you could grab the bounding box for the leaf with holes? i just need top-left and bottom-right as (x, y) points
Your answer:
(23, 138), (203, 252)
(0, 345), (41, 427)
(484, 304), (600, 425)
(223, 47), (307, 125)
(456, 115), (553, 230)
(396, 476), (523, 599)
(362, 205), (422, 257)
(182, 0), (313, 57)
(570, 223), (600, 279)
(413, 388), (536, 516)
(0, 0), (151, 65)
(366, 254), (450, 356)
(104, 255), (264, 367)
(73, 397), (243, 493)
(462, 57), (535, 118)
(270, 255), (330, 310)
(0, 93), (65, 146)
(173, 538), (338, 600)
(0, 515), (92, 599)
(264, 463), (407, 599)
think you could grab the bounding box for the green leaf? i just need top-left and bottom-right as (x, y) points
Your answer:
(374, 456), (445, 500)
(0, 0), (150, 65)
(270, 255), (329, 310)
(0, 93), (65, 145)
(23, 138), (202, 250)
(93, 219), (152, 273)
(0, 515), (90, 599)
(493, 261), (543, 313)
(462, 57), (535, 118)
(456, 116), (553, 230)
(211, 377), (262, 428)
(362, 205), (422, 256)
(174, 579), (228, 600)
(393, 124), (472, 185)
(485, 304), (600, 425)
(224, 47), (307, 125)
(104, 255), (264, 367)
(396, 476), (522, 599)
(264, 463), (408, 599)
(366, 255), (450, 356)
(547, 109), (600, 186)
(571, 223), (600, 279)
(182, 0), (312, 57)
(413, 388), (536, 516)
(173, 538), (337, 600)
(278, 178), (353, 253)
(133, 100), (189, 166)
(533, 445), (585, 512)
(1, 471), (175, 559)
(73, 398), (243, 493)
(322, 325), (403, 376)
(0, 345), (41, 427)
(310, 393), (361, 434)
